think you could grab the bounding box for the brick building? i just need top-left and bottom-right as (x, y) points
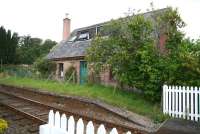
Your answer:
(46, 8), (168, 85)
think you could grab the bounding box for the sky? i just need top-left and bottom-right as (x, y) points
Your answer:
(0, 0), (199, 42)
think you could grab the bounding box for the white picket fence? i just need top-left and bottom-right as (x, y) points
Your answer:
(39, 110), (132, 134)
(163, 85), (200, 121)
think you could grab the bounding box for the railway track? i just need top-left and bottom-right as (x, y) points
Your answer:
(0, 104), (42, 134)
(0, 85), (152, 134)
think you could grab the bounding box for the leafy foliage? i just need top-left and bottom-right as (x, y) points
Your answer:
(65, 66), (77, 83)
(0, 26), (57, 65)
(0, 26), (19, 64)
(86, 7), (195, 102)
(16, 36), (57, 64)
(33, 58), (56, 78)
(165, 39), (200, 86)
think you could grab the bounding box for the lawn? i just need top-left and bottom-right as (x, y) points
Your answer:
(0, 76), (164, 122)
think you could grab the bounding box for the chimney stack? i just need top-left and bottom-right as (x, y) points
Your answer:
(63, 13), (71, 40)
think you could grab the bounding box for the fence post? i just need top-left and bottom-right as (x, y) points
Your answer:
(126, 131), (131, 134)
(86, 121), (94, 134)
(68, 116), (75, 134)
(97, 124), (106, 134)
(48, 110), (54, 125)
(175, 86), (178, 118)
(178, 86), (182, 118)
(194, 87), (198, 121)
(163, 85), (166, 114)
(172, 86), (175, 117)
(186, 86), (190, 120)
(183, 86), (186, 119)
(55, 111), (61, 128)
(166, 85), (169, 114)
(61, 114), (67, 131)
(191, 87), (194, 121)
(110, 128), (118, 134)
(76, 118), (84, 134)
(169, 86), (171, 116)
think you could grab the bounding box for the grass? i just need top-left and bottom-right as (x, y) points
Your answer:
(0, 76), (164, 122)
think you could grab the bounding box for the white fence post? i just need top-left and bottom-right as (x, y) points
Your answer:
(61, 114), (67, 130)
(183, 86), (186, 119)
(68, 116), (75, 134)
(110, 128), (118, 134)
(163, 85), (200, 122)
(169, 86), (172, 116)
(48, 110), (54, 125)
(76, 118), (84, 134)
(195, 87), (198, 121)
(163, 85), (167, 114)
(187, 86), (190, 120)
(126, 131), (131, 134)
(97, 124), (106, 134)
(191, 87), (194, 121)
(86, 121), (94, 134)
(178, 86), (182, 118)
(55, 111), (61, 128)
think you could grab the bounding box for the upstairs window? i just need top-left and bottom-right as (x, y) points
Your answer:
(78, 32), (90, 41)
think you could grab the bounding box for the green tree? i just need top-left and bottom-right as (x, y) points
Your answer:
(33, 58), (56, 78)
(16, 36), (56, 64)
(40, 39), (57, 56)
(165, 38), (200, 86)
(0, 26), (19, 64)
(86, 7), (186, 102)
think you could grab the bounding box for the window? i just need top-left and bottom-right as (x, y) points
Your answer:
(78, 32), (89, 41)
(58, 63), (64, 78)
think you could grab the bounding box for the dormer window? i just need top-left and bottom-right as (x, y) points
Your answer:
(78, 32), (90, 41)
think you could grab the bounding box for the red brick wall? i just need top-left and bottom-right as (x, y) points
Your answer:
(159, 34), (167, 53)
(63, 18), (71, 40)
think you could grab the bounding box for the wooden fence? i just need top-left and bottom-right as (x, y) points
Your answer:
(39, 110), (131, 134)
(163, 85), (200, 121)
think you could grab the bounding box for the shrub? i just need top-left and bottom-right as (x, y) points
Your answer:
(0, 119), (8, 134)
(86, 7), (186, 102)
(65, 66), (77, 83)
(34, 58), (56, 78)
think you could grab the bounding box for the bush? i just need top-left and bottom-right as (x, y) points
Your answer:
(65, 66), (77, 83)
(34, 58), (56, 78)
(0, 119), (8, 134)
(86, 7), (187, 102)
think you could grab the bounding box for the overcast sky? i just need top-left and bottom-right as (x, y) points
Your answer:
(0, 0), (199, 41)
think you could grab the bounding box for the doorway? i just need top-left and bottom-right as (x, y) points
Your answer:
(80, 61), (87, 84)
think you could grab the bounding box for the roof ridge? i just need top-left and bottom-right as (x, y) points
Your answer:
(72, 7), (169, 33)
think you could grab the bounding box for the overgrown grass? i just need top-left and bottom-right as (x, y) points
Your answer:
(0, 76), (164, 122)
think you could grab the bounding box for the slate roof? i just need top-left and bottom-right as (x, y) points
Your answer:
(46, 8), (169, 60)
(46, 40), (91, 60)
